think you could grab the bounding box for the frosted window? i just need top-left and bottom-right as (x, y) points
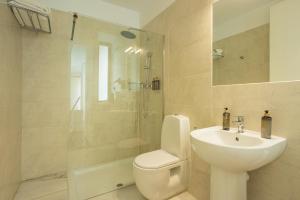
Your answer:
(71, 76), (81, 110)
(98, 45), (109, 101)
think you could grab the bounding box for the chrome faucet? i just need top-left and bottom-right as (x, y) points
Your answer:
(232, 116), (245, 133)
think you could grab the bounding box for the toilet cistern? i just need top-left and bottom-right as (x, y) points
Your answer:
(133, 115), (190, 200)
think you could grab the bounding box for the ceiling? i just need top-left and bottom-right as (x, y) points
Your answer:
(40, 0), (175, 28)
(102, 0), (152, 11)
(214, 0), (282, 26)
(102, 0), (175, 26)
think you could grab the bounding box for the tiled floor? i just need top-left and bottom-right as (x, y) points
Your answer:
(14, 177), (68, 200)
(14, 177), (197, 200)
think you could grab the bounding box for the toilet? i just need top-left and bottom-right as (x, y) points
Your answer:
(133, 115), (190, 200)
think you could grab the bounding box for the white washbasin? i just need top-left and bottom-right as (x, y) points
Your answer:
(191, 126), (287, 200)
(191, 126), (287, 172)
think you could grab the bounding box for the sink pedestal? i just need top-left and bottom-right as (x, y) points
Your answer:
(210, 166), (249, 200)
(191, 127), (287, 200)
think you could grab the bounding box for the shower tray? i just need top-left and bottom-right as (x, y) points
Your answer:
(68, 157), (135, 200)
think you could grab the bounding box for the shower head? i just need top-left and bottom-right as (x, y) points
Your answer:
(121, 27), (149, 39)
(120, 30), (136, 39)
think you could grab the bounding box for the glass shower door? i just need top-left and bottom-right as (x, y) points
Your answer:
(67, 16), (164, 200)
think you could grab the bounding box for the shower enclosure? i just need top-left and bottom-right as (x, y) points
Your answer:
(68, 16), (164, 200)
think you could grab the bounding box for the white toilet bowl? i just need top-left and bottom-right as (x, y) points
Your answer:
(133, 115), (190, 200)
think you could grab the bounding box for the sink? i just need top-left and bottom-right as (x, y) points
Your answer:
(191, 126), (287, 200)
(191, 126), (287, 172)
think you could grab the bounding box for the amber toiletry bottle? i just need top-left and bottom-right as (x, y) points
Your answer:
(261, 110), (272, 139)
(223, 107), (230, 130)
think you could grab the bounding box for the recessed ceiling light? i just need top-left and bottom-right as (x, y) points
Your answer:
(135, 49), (142, 54)
(124, 46), (133, 53)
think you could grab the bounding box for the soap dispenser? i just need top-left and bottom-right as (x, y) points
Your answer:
(261, 110), (272, 139)
(222, 107), (230, 130)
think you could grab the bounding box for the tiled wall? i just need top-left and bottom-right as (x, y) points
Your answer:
(21, 9), (164, 180)
(68, 19), (141, 168)
(3, 0), (298, 199)
(213, 24), (269, 85)
(21, 10), (71, 180)
(139, 32), (164, 154)
(0, 5), (22, 200)
(144, 0), (213, 199)
(145, 0), (300, 200)
(67, 14), (164, 170)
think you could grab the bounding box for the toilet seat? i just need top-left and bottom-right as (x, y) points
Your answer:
(133, 115), (190, 200)
(134, 150), (180, 169)
(133, 155), (188, 200)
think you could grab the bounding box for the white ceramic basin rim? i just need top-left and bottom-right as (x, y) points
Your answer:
(191, 126), (287, 172)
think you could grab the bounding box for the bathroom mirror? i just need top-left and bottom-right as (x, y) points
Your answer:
(213, 0), (300, 85)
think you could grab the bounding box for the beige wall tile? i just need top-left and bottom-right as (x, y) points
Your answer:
(144, 0), (213, 199)
(145, 0), (300, 199)
(213, 25), (269, 85)
(212, 81), (300, 200)
(4, 0), (298, 199)
(20, 8), (164, 179)
(0, 5), (22, 200)
(21, 10), (71, 180)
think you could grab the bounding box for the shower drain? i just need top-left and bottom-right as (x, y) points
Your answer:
(116, 183), (124, 188)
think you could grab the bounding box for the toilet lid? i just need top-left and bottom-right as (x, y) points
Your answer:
(134, 150), (180, 169)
